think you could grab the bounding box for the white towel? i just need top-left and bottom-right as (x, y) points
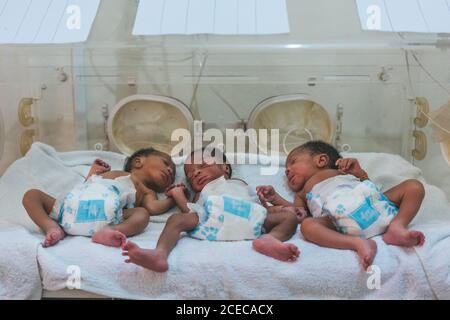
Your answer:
(0, 223), (42, 300)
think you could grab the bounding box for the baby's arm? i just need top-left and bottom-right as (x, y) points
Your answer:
(291, 192), (309, 222)
(98, 170), (130, 180)
(257, 185), (309, 222)
(86, 159), (111, 181)
(336, 158), (369, 181)
(256, 185), (294, 208)
(141, 191), (175, 215)
(192, 192), (200, 203)
(130, 177), (175, 215)
(266, 193), (308, 222)
(293, 192), (306, 207)
(166, 184), (191, 213)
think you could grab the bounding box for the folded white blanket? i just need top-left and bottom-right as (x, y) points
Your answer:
(0, 223), (42, 300)
(2, 143), (450, 299)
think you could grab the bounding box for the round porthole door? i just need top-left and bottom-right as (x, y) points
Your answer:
(107, 95), (194, 155)
(247, 94), (334, 155)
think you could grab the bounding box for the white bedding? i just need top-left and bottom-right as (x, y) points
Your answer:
(1, 142), (450, 299)
(0, 222), (42, 300)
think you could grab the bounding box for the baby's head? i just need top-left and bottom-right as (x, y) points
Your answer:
(184, 147), (232, 193)
(285, 141), (342, 192)
(124, 148), (176, 192)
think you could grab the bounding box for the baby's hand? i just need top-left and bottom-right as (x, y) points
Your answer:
(94, 158), (110, 171)
(87, 159), (111, 179)
(336, 158), (364, 178)
(256, 185), (278, 207)
(165, 184), (189, 198)
(283, 206), (308, 223)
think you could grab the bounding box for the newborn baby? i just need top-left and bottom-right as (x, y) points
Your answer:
(122, 147), (300, 272)
(23, 148), (176, 247)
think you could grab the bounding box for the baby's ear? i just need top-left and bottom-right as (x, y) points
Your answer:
(222, 164), (231, 178)
(316, 154), (330, 168)
(133, 157), (144, 169)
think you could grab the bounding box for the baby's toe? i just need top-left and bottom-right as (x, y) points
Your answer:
(413, 231), (425, 246)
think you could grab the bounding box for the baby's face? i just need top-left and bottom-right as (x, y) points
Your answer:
(184, 154), (228, 193)
(141, 155), (175, 192)
(285, 151), (319, 192)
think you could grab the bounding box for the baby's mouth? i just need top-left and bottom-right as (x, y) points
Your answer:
(196, 176), (208, 186)
(288, 174), (296, 185)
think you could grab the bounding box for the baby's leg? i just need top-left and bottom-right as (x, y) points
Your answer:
(122, 212), (199, 272)
(92, 207), (150, 247)
(116, 207), (151, 236)
(382, 179), (425, 247)
(252, 211), (300, 262)
(301, 217), (377, 270)
(22, 189), (65, 247)
(266, 206), (284, 214)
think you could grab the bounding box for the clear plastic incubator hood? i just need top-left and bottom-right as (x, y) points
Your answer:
(0, 0), (450, 301)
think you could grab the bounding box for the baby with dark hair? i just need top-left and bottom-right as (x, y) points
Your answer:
(257, 140), (425, 270)
(122, 147), (300, 272)
(23, 148), (176, 248)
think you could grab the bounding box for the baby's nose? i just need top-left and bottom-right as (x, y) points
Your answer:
(194, 169), (201, 177)
(285, 168), (290, 176)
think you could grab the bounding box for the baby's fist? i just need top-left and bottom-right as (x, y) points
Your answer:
(165, 184), (189, 198)
(336, 158), (362, 176)
(94, 159), (111, 172)
(256, 185), (277, 205)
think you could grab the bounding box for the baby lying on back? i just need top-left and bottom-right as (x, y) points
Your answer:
(23, 148), (176, 247)
(259, 141), (425, 270)
(122, 147), (300, 272)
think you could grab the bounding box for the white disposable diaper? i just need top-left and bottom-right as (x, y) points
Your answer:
(307, 175), (399, 238)
(187, 176), (267, 241)
(50, 175), (136, 236)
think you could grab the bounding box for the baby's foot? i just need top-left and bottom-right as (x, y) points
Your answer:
(382, 223), (425, 247)
(252, 234), (300, 262)
(92, 227), (126, 248)
(43, 226), (66, 247)
(355, 238), (377, 270)
(122, 241), (169, 272)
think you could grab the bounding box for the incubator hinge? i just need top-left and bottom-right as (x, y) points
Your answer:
(99, 104), (110, 151)
(411, 98), (429, 161)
